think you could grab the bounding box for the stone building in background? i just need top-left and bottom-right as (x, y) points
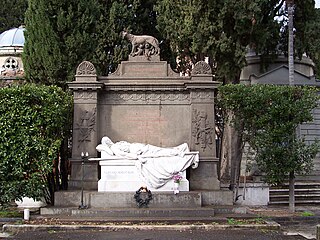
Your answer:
(237, 50), (320, 206)
(0, 26), (25, 86)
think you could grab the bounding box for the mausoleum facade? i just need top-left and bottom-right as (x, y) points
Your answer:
(68, 53), (221, 193)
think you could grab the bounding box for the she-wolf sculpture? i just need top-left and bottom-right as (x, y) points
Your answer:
(121, 31), (160, 57)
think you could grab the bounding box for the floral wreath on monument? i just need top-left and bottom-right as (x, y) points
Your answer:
(134, 186), (153, 208)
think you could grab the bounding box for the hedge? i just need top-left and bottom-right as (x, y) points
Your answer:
(0, 84), (72, 206)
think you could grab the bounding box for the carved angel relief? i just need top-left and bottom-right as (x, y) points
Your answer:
(75, 108), (96, 147)
(192, 109), (214, 150)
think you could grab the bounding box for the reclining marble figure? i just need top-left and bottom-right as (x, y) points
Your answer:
(96, 137), (199, 189)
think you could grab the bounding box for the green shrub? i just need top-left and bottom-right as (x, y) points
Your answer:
(0, 84), (72, 206)
(218, 84), (320, 185)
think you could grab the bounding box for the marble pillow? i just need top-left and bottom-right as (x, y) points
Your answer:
(96, 144), (114, 156)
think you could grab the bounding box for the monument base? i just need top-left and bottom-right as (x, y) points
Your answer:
(52, 190), (234, 208)
(98, 179), (189, 192)
(93, 158), (189, 192)
(69, 159), (98, 190)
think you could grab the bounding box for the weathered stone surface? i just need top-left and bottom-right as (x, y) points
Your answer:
(68, 161), (98, 190)
(110, 61), (172, 77)
(68, 55), (220, 192)
(52, 190), (233, 208)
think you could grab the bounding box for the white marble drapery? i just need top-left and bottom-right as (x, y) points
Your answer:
(96, 137), (199, 189)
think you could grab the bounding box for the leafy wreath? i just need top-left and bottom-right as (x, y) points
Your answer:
(134, 186), (153, 208)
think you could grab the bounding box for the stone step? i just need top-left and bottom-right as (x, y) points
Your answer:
(40, 207), (216, 218)
(54, 190), (233, 208)
(269, 200), (320, 205)
(269, 182), (320, 206)
(270, 182), (320, 187)
(269, 197), (320, 203)
(270, 188), (320, 192)
(40, 205), (248, 223)
(270, 194), (320, 198)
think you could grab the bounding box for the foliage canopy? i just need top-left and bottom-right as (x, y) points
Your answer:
(20, 0), (320, 85)
(155, 0), (317, 82)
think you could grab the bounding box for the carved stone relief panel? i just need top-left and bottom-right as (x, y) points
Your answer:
(73, 91), (97, 100)
(74, 108), (96, 148)
(190, 90), (215, 101)
(74, 91), (97, 100)
(192, 109), (214, 151)
(101, 91), (190, 105)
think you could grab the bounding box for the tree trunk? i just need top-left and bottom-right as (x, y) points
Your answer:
(219, 121), (243, 199)
(287, 0), (295, 213)
(289, 171), (295, 212)
(288, 1), (294, 86)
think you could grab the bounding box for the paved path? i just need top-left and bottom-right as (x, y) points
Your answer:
(248, 206), (320, 239)
(6, 229), (308, 240)
(1, 205), (320, 239)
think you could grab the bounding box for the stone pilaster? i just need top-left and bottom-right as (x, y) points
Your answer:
(188, 61), (220, 190)
(68, 61), (103, 190)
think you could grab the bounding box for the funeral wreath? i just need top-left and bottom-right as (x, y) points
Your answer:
(134, 186), (153, 208)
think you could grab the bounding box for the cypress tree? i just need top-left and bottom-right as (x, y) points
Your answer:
(93, 0), (168, 75)
(0, 0), (28, 33)
(93, 1), (131, 75)
(23, 0), (99, 87)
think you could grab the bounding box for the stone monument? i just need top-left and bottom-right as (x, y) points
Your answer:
(68, 33), (221, 192)
(93, 136), (199, 192)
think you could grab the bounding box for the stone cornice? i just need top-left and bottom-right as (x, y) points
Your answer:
(98, 77), (219, 91)
(68, 82), (103, 91)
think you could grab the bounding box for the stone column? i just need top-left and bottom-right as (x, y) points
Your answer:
(68, 61), (103, 190)
(188, 61), (220, 190)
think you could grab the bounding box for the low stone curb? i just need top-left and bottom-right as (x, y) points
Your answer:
(0, 232), (11, 238)
(0, 217), (22, 223)
(2, 221), (280, 233)
(270, 216), (320, 223)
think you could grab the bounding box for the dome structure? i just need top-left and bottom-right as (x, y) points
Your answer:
(0, 26), (25, 48)
(0, 26), (25, 78)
